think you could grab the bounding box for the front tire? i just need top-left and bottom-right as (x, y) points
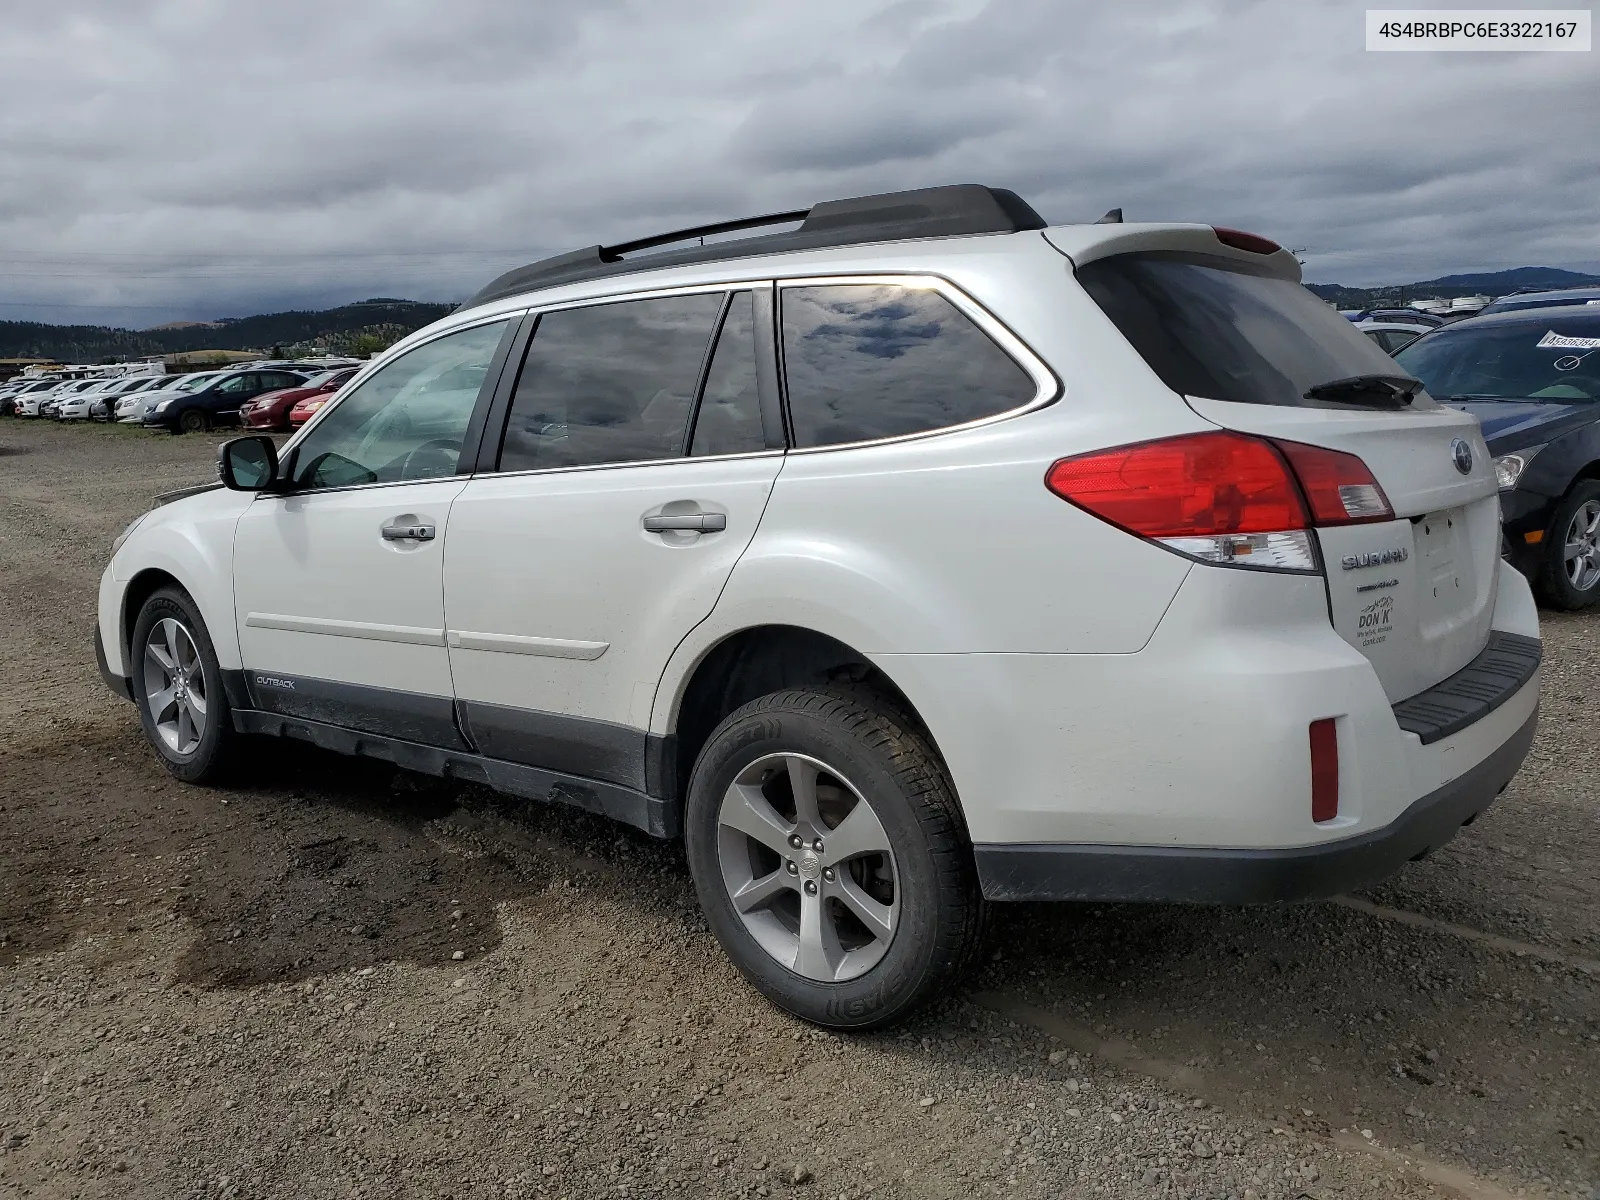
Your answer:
(1537, 481), (1600, 610)
(131, 587), (240, 783)
(178, 409), (209, 434)
(685, 687), (986, 1030)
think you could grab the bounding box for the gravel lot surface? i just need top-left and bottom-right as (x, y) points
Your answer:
(1, 418), (1595, 1200)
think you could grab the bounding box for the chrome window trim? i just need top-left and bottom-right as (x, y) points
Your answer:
(280, 309), (526, 456)
(273, 270), (1057, 494)
(469, 447), (786, 485)
(482, 284), (776, 483)
(775, 273), (1060, 455)
(274, 310), (526, 497)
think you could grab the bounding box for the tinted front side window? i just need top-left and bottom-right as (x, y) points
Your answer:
(690, 291), (765, 457)
(1395, 317), (1600, 402)
(781, 285), (1036, 449)
(291, 319), (508, 488)
(1078, 252), (1401, 408)
(499, 293), (722, 472)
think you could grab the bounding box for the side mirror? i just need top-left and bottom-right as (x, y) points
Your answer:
(217, 436), (280, 491)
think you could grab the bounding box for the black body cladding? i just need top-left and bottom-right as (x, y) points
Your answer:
(463, 185), (1047, 309)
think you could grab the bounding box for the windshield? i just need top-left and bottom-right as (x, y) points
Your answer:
(174, 373), (220, 391)
(1395, 316), (1600, 402)
(1077, 251), (1407, 407)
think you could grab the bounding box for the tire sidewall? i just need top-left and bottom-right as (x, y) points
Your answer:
(130, 587), (232, 782)
(1542, 482), (1600, 609)
(685, 698), (956, 1029)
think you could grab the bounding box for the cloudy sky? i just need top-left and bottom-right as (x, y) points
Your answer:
(1, 0), (1595, 328)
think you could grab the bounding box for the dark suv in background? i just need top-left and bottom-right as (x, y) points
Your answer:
(1397, 304), (1600, 608)
(142, 368), (309, 433)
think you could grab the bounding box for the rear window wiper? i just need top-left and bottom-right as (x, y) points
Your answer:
(1302, 374), (1423, 407)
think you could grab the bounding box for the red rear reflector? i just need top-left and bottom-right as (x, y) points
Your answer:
(1212, 227), (1281, 255)
(1310, 718), (1339, 823)
(1044, 431), (1308, 538)
(1272, 438), (1394, 526)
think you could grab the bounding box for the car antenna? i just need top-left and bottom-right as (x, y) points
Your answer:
(1095, 207), (1123, 224)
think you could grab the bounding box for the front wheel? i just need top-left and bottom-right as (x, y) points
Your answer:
(130, 587), (241, 783)
(1538, 481), (1600, 610)
(685, 687), (986, 1030)
(178, 409), (209, 434)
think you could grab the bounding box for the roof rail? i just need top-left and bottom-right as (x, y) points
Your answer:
(463, 184), (1046, 309)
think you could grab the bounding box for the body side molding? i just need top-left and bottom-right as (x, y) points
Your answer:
(245, 611), (445, 646)
(447, 630), (609, 660)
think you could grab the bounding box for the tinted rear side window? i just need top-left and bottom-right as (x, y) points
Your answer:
(499, 293), (723, 472)
(781, 284), (1037, 449)
(1077, 252), (1401, 407)
(690, 291), (766, 457)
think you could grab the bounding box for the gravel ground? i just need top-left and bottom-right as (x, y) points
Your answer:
(0, 417), (1595, 1200)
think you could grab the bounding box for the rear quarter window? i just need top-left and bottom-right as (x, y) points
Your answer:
(1077, 251), (1402, 407)
(780, 283), (1037, 448)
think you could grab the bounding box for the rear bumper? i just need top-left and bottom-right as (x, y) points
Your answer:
(976, 703), (1536, 903)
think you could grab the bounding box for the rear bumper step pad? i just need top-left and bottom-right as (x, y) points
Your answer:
(1391, 630), (1540, 746)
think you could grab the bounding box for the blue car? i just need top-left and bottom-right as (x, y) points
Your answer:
(1396, 304), (1600, 608)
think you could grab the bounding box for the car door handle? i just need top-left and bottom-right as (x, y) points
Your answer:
(381, 521), (436, 542)
(643, 512), (727, 534)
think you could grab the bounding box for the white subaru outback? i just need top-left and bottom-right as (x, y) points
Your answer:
(96, 185), (1541, 1029)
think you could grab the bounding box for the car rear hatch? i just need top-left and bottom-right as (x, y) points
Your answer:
(1064, 231), (1500, 703)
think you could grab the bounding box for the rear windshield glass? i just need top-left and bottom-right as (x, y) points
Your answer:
(1395, 316), (1600, 402)
(1076, 251), (1402, 407)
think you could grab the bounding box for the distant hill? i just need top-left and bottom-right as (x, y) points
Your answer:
(0, 299), (455, 363)
(1308, 266), (1600, 309)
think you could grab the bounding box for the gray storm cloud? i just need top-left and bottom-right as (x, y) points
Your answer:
(1, 0), (1594, 326)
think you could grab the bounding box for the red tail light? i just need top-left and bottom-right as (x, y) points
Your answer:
(1212, 227), (1281, 255)
(1309, 718), (1339, 822)
(1045, 431), (1306, 536)
(1273, 438), (1394, 525)
(1045, 431), (1391, 573)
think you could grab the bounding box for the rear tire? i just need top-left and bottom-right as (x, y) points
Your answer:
(684, 686), (986, 1030)
(1537, 481), (1600, 610)
(130, 587), (240, 784)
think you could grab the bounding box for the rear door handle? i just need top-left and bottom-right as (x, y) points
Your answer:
(643, 512), (727, 534)
(382, 521), (436, 542)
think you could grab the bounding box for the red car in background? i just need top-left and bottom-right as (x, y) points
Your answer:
(240, 368), (358, 431)
(289, 384), (346, 427)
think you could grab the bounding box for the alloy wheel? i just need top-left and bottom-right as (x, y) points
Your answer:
(716, 752), (899, 983)
(1564, 499), (1600, 592)
(142, 617), (208, 755)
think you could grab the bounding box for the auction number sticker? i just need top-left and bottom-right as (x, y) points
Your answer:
(1367, 9), (1591, 49)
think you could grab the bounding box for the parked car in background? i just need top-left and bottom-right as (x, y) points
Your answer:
(288, 389), (338, 426)
(142, 369), (309, 433)
(60, 376), (157, 421)
(1358, 321), (1425, 355)
(1344, 308), (1447, 328)
(1396, 304), (1600, 608)
(241, 368), (359, 431)
(1477, 286), (1600, 318)
(39, 379), (101, 418)
(10, 379), (67, 416)
(87, 376), (168, 421)
(116, 373), (219, 423)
